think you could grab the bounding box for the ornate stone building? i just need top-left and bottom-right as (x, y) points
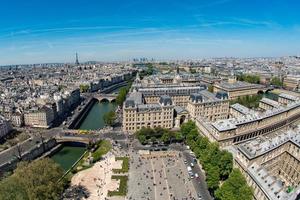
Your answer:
(196, 93), (300, 147)
(213, 80), (265, 100)
(232, 129), (300, 200)
(122, 73), (229, 133)
(0, 115), (12, 139)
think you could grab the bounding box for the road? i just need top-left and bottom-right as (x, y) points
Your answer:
(183, 150), (213, 200)
(0, 136), (44, 164)
(170, 144), (213, 200)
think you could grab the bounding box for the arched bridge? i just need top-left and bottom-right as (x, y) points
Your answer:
(94, 93), (118, 102)
(55, 135), (97, 144)
(49, 128), (122, 145)
(258, 86), (275, 94)
(55, 136), (93, 144)
(54, 131), (99, 144)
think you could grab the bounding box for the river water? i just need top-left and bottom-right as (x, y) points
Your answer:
(51, 146), (86, 171)
(51, 85), (125, 170)
(51, 100), (116, 171)
(79, 101), (117, 130)
(78, 85), (125, 130)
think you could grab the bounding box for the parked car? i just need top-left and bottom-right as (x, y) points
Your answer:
(198, 193), (202, 200)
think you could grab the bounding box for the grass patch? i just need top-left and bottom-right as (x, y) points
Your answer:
(92, 140), (112, 162)
(112, 157), (129, 174)
(230, 94), (263, 108)
(71, 140), (112, 174)
(107, 175), (128, 196)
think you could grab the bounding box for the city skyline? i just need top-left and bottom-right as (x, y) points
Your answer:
(0, 0), (300, 65)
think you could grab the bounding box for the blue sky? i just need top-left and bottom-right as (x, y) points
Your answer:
(0, 0), (300, 65)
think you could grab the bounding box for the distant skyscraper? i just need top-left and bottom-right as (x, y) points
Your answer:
(75, 53), (79, 65)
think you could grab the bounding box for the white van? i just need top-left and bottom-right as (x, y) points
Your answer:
(190, 163), (194, 167)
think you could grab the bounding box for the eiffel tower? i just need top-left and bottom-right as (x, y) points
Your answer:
(75, 53), (79, 65)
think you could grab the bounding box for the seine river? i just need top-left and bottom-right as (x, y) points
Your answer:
(51, 146), (86, 171)
(79, 101), (117, 130)
(51, 85), (125, 171)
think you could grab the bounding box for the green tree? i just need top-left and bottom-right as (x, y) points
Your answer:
(180, 120), (196, 137)
(206, 165), (220, 191)
(79, 84), (90, 93)
(138, 134), (147, 144)
(103, 111), (116, 126)
(175, 132), (184, 141)
(219, 150), (233, 179)
(0, 176), (28, 200)
(146, 63), (154, 75)
(190, 68), (197, 74)
(136, 127), (155, 139)
(150, 136), (157, 143)
(270, 77), (283, 87)
(0, 158), (65, 200)
(215, 169), (253, 200)
(230, 94), (263, 108)
(116, 88), (128, 106)
(200, 142), (221, 168)
(196, 136), (209, 151)
(186, 128), (199, 142)
(237, 74), (260, 84)
(160, 132), (171, 143)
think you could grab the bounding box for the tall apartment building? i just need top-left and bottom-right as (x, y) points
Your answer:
(24, 106), (55, 128)
(0, 115), (12, 139)
(64, 88), (80, 109)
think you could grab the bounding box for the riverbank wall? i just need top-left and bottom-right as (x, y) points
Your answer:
(68, 81), (129, 130)
(68, 98), (97, 129)
(0, 138), (57, 176)
(100, 81), (129, 94)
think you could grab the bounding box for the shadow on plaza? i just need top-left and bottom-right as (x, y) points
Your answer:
(62, 185), (90, 200)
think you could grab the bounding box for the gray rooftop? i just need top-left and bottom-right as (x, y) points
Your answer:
(278, 93), (298, 101)
(216, 81), (264, 90)
(238, 129), (300, 159)
(248, 162), (298, 200)
(231, 103), (257, 116)
(260, 97), (281, 108)
(212, 98), (300, 132)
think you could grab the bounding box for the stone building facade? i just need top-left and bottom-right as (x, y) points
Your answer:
(213, 80), (265, 100)
(24, 106), (55, 128)
(123, 73), (229, 133)
(232, 130), (300, 200)
(0, 115), (12, 139)
(196, 94), (300, 147)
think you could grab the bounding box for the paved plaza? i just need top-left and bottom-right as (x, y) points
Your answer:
(127, 150), (198, 200)
(71, 152), (122, 200)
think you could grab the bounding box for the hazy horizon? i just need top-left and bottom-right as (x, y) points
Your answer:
(1, 0), (300, 65)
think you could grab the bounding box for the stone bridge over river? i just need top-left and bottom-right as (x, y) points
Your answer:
(93, 93), (118, 102)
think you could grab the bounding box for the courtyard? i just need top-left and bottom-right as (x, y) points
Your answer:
(127, 150), (198, 200)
